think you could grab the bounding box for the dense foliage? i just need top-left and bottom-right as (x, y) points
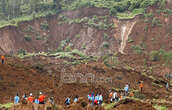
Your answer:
(0, 0), (167, 27)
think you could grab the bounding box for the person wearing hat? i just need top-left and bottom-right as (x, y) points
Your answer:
(28, 93), (34, 103)
(39, 92), (45, 104)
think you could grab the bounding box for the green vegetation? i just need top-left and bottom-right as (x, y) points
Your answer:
(104, 33), (110, 40)
(128, 37), (134, 43)
(103, 41), (109, 48)
(152, 18), (162, 27)
(58, 15), (113, 30)
(152, 82), (163, 88)
(75, 34), (80, 38)
(0, 0), (165, 28)
(24, 35), (32, 42)
(24, 25), (34, 32)
(17, 48), (26, 55)
(40, 22), (49, 31)
(102, 54), (119, 68)
(131, 45), (144, 54)
(103, 103), (115, 110)
(61, 0), (162, 19)
(0, 103), (13, 108)
(154, 105), (167, 110)
(134, 92), (145, 99)
(163, 50), (172, 69)
(150, 50), (160, 61)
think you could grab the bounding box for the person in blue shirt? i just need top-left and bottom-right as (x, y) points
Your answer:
(94, 94), (99, 105)
(91, 93), (94, 106)
(73, 95), (78, 103)
(99, 94), (103, 105)
(124, 84), (129, 96)
(65, 97), (70, 107)
(34, 97), (39, 104)
(14, 93), (20, 105)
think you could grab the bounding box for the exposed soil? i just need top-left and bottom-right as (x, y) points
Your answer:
(112, 99), (155, 110)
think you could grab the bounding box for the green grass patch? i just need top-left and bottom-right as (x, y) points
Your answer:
(154, 105), (167, 110)
(117, 8), (144, 19)
(0, 103), (13, 108)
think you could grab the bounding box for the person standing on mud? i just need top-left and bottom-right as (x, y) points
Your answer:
(39, 92), (45, 104)
(14, 93), (20, 105)
(28, 93), (34, 103)
(139, 81), (143, 93)
(124, 84), (129, 96)
(1, 55), (5, 64)
(166, 82), (169, 91)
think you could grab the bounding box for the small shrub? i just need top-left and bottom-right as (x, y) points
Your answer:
(154, 105), (167, 110)
(152, 18), (161, 27)
(36, 36), (42, 40)
(163, 51), (172, 69)
(128, 37), (134, 43)
(40, 22), (49, 31)
(134, 92), (145, 99)
(103, 41), (109, 48)
(144, 25), (148, 32)
(109, 7), (117, 16)
(104, 33), (110, 40)
(75, 34), (80, 38)
(24, 35), (32, 42)
(65, 45), (72, 52)
(17, 48), (26, 55)
(24, 25), (34, 32)
(131, 45), (143, 54)
(150, 50), (160, 61)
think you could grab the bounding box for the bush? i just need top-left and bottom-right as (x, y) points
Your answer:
(104, 33), (110, 40)
(154, 105), (167, 110)
(24, 35), (32, 42)
(103, 41), (109, 48)
(163, 51), (172, 69)
(65, 45), (72, 52)
(17, 48), (26, 55)
(131, 45), (143, 54)
(40, 22), (49, 31)
(150, 50), (160, 61)
(134, 92), (145, 99)
(109, 7), (117, 16)
(152, 18), (161, 27)
(128, 37), (134, 43)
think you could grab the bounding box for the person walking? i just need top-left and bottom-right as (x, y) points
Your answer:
(1, 55), (5, 64)
(99, 94), (103, 105)
(14, 93), (20, 105)
(139, 81), (143, 93)
(39, 92), (45, 104)
(74, 95), (79, 103)
(124, 84), (129, 96)
(28, 93), (34, 103)
(65, 97), (70, 107)
(166, 82), (169, 91)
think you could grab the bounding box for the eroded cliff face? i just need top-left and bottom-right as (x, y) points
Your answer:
(0, 7), (171, 56)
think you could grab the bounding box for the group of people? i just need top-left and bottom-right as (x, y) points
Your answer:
(109, 82), (144, 103)
(14, 92), (46, 105)
(64, 95), (79, 107)
(87, 93), (103, 106)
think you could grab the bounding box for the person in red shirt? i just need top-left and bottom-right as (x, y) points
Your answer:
(28, 93), (34, 103)
(39, 92), (45, 104)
